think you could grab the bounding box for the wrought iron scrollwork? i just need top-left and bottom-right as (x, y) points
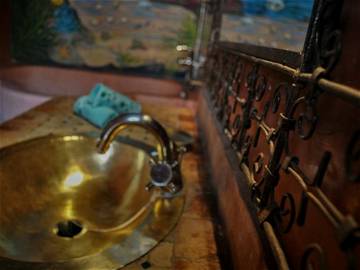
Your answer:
(255, 75), (267, 102)
(271, 83), (288, 114)
(206, 45), (359, 270)
(279, 193), (296, 234)
(205, 0), (360, 266)
(300, 243), (327, 270)
(294, 99), (318, 140)
(303, 0), (344, 72)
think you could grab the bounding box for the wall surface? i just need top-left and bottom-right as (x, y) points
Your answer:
(0, 66), (183, 97)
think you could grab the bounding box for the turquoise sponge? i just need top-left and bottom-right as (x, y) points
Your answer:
(74, 83), (141, 128)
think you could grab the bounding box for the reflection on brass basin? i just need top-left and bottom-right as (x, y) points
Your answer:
(0, 134), (184, 270)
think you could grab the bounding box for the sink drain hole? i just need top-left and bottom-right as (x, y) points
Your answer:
(55, 220), (83, 238)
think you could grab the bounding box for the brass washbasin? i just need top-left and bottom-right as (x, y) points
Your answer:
(0, 117), (187, 270)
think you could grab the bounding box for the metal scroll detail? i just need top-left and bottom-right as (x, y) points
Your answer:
(205, 0), (360, 267)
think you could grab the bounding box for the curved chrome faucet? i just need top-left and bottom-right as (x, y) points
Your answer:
(97, 113), (189, 195)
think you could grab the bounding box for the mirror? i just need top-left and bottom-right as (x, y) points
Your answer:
(220, 0), (314, 52)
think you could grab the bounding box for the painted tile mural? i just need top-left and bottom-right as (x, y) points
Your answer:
(11, 0), (198, 76)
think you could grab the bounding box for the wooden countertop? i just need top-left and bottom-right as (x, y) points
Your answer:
(0, 97), (222, 270)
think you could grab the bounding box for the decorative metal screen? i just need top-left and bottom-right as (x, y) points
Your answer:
(205, 0), (360, 268)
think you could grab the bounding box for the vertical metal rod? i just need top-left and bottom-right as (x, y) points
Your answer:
(263, 221), (290, 270)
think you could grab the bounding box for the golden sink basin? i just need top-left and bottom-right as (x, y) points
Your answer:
(0, 133), (184, 269)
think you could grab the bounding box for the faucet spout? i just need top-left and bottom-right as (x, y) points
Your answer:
(97, 114), (173, 160)
(97, 113), (186, 195)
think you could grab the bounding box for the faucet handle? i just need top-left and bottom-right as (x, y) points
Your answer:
(146, 161), (182, 195)
(149, 162), (173, 188)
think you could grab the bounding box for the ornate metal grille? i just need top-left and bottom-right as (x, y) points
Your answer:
(205, 0), (360, 269)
